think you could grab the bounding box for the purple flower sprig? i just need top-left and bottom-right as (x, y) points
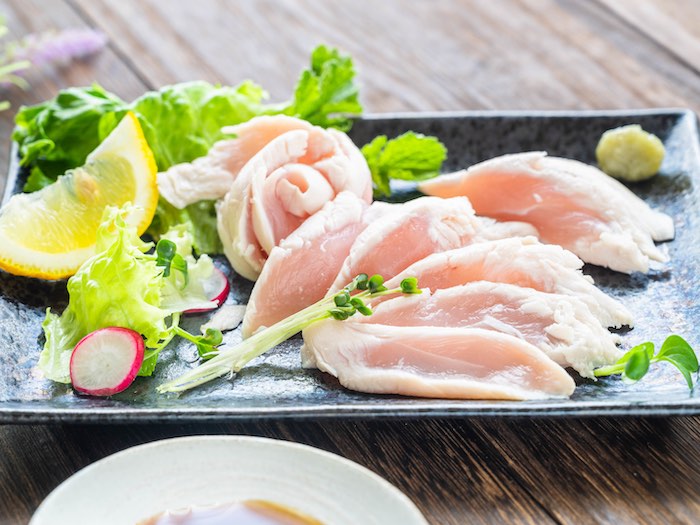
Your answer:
(0, 19), (107, 109)
(8, 28), (107, 69)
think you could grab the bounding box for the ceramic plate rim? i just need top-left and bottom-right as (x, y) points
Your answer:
(29, 435), (428, 525)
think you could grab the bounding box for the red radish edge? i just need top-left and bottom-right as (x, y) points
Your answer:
(69, 327), (145, 397)
(183, 267), (231, 314)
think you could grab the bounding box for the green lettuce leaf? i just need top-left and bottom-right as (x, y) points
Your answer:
(13, 85), (127, 188)
(39, 206), (168, 383)
(39, 208), (219, 383)
(130, 80), (266, 170)
(159, 225), (217, 314)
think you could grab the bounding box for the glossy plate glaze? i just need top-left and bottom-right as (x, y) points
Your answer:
(1, 110), (699, 422)
(30, 435), (428, 525)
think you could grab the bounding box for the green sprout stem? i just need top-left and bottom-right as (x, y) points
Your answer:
(143, 313), (181, 362)
(593, 335), (698, 388)
(157, 275), (420, 394)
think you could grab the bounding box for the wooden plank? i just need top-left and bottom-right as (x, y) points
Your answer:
(72, 0), (700, 113)
(0, 0), (148, 193)
(0, 420), (557, 525)
(470, 417), (700, 525)
(596, 0), (700, 74)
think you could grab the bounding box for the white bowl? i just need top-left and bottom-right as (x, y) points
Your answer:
(30, 435), (427, 525)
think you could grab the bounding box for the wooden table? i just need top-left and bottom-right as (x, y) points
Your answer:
(1, 1), (699, 523)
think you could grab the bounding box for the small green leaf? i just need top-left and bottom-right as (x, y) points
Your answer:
(620, 342), (655, 364)
(155, 239), (177, 277)
(329, 309), (350, 321)
(155, 239), (189, 285)
(623, 346), (651, 382)
(655, 335), (698, 372)
(353, 273), (369, 291)
(362, 132), (447, 197)
(349, 297), (366, 308)
(400, 277), (421, 295)
(368, 274), (387, 294)
(201, 328), (223, 346)
(334, 291), (350, 307)
(654, 335), (698, 388)
(356, 305), (373, 316)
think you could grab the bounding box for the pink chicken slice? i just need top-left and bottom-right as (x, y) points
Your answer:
(363, 282), (621, 378)
(327, 196), (499, 294)
(419, 152), (674, 274)
(302, 322), (575, 400)
(242, 192), (369, 338)
(384, 236), (632, 328)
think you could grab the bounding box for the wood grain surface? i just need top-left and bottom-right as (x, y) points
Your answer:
(1, 1), (699, 524)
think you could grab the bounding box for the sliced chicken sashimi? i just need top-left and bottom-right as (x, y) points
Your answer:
(242, 192), (369, 338)
(476, 217), (539, 240)
(385, 236), (632, 328)
(302, 322), (575, 400)
(327, 196), (516, 293)
(158, 115), (317, 208)
(364, 282), (622, 377)
(217, 127), (371, 280)
(419, 151), (674, 274)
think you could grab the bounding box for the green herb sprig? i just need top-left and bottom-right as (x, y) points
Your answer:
(157, 274), (421, 394)
(362, 131), (447, 197)
(173, 326), (224, 360)
(594, 335), (698, 388)
(155, 239), (188, 284)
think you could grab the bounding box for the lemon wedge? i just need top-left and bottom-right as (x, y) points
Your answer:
(0, 112), (157, 279)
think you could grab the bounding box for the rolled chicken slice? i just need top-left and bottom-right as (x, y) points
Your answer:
(217, 125), (371, 280)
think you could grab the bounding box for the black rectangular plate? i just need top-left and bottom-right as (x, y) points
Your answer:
(1, 110), (699, 423)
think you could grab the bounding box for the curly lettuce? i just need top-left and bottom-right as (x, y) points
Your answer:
(39, 206), (215, 383)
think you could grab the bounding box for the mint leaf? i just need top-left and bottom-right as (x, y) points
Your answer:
(361, 135), (389, 196)
(362, 132), (447, 197)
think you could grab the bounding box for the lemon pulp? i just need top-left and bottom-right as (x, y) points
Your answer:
(0, 112), (157, 279)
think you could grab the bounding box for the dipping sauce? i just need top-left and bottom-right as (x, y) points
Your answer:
(138, 500), (324, 525)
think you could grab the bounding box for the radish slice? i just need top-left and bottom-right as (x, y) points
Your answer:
(69, 327), (144, 397)
(184, 267), (231, 314)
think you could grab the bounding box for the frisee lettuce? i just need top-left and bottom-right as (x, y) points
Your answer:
(39, 206), (217, 383)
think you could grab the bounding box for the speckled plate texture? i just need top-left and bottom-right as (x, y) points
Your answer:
(1, 110), (698, 423)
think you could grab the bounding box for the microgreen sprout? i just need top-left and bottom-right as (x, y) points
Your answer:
(155, 239), (188, 284)
(594, 335), (698, 388)
(157, 274), (422, 394)
(173, 326), (224, 360)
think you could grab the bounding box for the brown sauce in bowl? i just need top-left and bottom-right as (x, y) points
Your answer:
(138, 500), (324, 525)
